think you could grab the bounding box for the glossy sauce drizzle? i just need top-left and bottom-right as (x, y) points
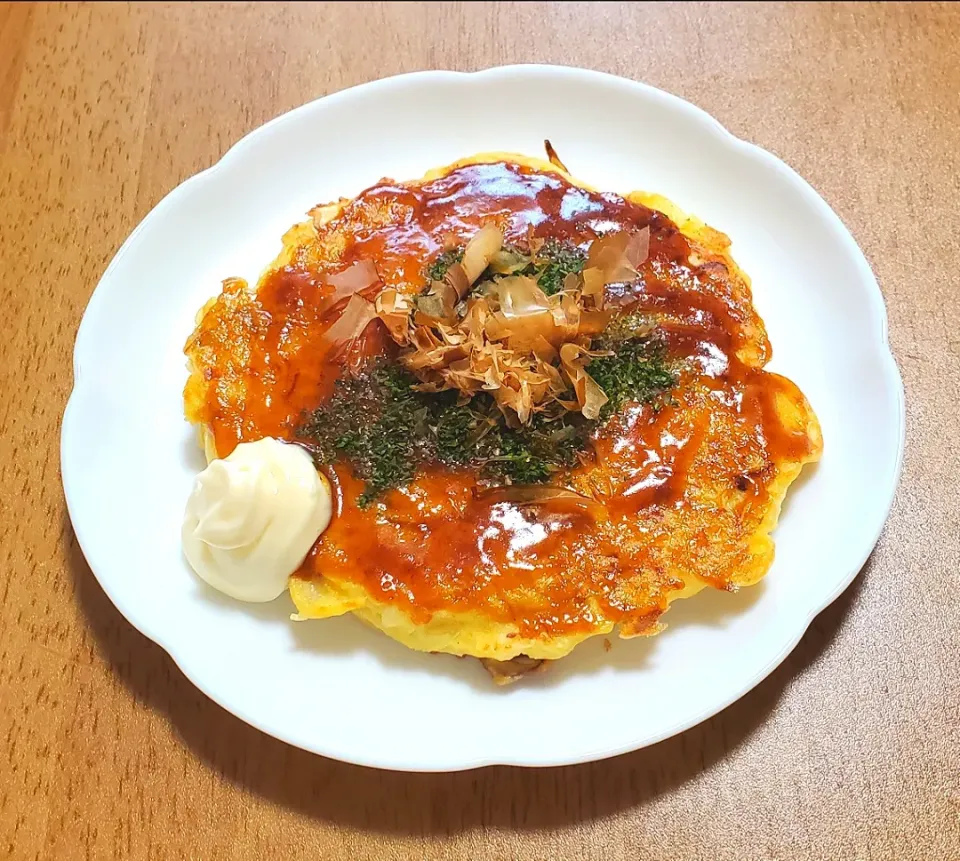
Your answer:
(190, 162), (818, 637)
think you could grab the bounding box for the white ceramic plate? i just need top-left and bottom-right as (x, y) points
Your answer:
(62, 66), (904, 771)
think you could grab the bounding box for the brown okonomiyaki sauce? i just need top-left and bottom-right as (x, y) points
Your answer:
(194, 162), (816, 637)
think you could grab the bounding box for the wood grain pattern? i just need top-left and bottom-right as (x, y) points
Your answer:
(1, 2), (957, 858)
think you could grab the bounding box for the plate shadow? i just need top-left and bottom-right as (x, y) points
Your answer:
(67, 506), (866, 834)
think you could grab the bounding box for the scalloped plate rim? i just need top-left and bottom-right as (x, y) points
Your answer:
(61, 65), (905, 771)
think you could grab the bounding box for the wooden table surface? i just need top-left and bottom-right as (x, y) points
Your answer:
(2, 2), (958, 858)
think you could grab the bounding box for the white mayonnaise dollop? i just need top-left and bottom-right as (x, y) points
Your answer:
(182, 437), (332, 602)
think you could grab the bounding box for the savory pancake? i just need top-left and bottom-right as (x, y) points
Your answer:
(183, 151), (821, 681)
